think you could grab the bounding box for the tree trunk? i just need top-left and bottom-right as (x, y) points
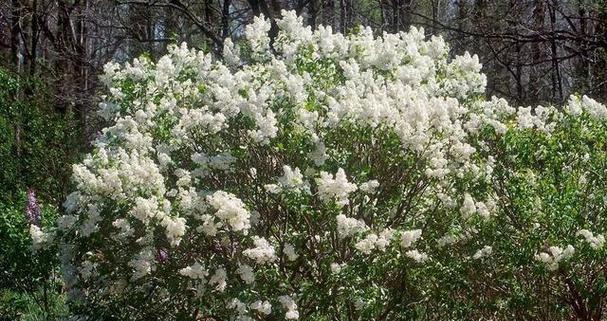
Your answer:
(322, 0), (335, 28)
(308, 0), (319, 29)
(10, 0), (22, 71)
(549, 0), (563, 104)
(29, 0), (39, 76)
(529, 0), (545, 101)
(340, 0), (347, 32)
(221, 0), (232, 39)
(391, 0), (399, 32)
(591, 1), (607, 99)
(400, 0), (411, 30)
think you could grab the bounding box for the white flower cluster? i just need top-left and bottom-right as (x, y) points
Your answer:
(359, 180), (380, 194)
(283, 243), (299, 261)
(29, 225), (48, 250)
(400, 229), (423, 248)
(265, 165), (308, 194)
(207, 191), (251, 232)
(336, 214), (367, 239)
(577, 229), (605, 249)
(237, 264), (255, 284)
(250, 300), (272, 315)
(316, 168), (358, 207)
(243, 237), (277, 264)
(566, 95), (607, 119)
(472, 245), (493, 260)
(179, 262), (208, 280)
(406, 249), (429, 263)
(399, 229), (428, 262)
(354, 229), (394, 254)
(278, 295), (299, 320)
(534, 245), (575, 271)
(460, 193), (494, 219)
(128, 249), (155, 280)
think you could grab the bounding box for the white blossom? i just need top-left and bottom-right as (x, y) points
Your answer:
(237, 264), (256, 284)
(179, 262), (208, 280)
(283, 243), (299, 261)
(162, 216), (187, 246)
(30, 225), (48, 250)
(250, 300), (272, 315)
(330, 262), (344, 274)
(460, 193), (477, 218)
(577, 229), (605, 249)
(207, 191), (251, 232)
(400, 229), (423, 248)
(243, 237), (277, 264)
(128, 250), (154, 280)
(359, 179), (380, 194)
(355, 234), (378, 254)
(472, 246), (493, 260)
(336, 214), (367, 239)
(245, 15), (272, 54)
(534, 245), (575, 271)
(277, 165), (307, 192)
(406, 250), (429, 263)
(316, 168), (357, 206)
(208, 267), (227, 292)
(278, 295), (299, 320)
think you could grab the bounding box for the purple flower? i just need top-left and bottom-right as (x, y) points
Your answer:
(155, 248), (169, 263)
(25, 188), (41, 226)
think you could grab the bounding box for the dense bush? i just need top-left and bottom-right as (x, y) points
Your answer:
(0, 68), (81, 204)
(0, 68), (77, 320)
(37, 11), (607, 321)
(0, 191), (66, 321)
(1, 191), (55, 289)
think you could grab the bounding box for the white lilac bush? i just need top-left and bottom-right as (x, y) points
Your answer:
(37, 10), (607, 320)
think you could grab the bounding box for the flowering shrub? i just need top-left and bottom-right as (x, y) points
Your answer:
(48, 11), (607, 320)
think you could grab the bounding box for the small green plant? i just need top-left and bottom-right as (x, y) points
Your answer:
(0, 191), (66, 321)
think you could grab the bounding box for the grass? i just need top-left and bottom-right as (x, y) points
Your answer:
(0, 287), (68, 321)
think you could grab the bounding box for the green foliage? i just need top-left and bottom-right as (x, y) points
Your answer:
(0, 287), (68, 321)
(0, 68), (81, 205)
(0, 68), (75, 320)
(0, 194), (65, 321)
(421, 107), (607, 320)
(0, 194), (60, 291)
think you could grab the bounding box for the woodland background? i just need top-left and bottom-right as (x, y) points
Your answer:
(0, 1), (606, 319)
